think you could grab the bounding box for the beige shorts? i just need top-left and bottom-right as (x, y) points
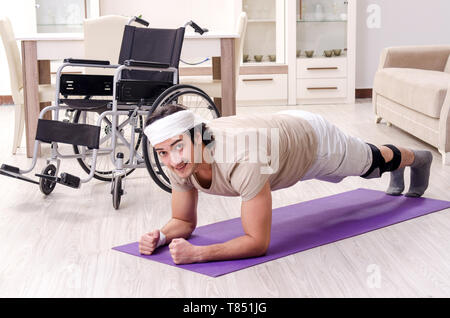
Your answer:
(277, 110), (372, 183)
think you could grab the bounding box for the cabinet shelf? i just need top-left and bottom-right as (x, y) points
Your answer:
(297, 19), (347, 23)
(297, 55), (347, 60)
(242, 62), (285, 66)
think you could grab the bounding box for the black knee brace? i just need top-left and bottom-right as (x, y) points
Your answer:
(361, 143), (402, 179)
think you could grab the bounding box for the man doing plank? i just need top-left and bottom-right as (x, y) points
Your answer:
(139, 104), (432, 264)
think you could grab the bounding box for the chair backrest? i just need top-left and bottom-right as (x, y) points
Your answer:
(235, 12), (248, 82)
(83, 15), (130, 75)
(118, 25), (185, 83)
(0, 16), (23, 104)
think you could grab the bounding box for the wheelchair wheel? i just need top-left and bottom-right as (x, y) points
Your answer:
(39, 164), (57, 195)
(72, 110), (143, 181)
(143, 84), (221, 193)
(111, 175), (123, 210)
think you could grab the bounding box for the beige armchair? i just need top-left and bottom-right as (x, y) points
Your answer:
(0, 17), (55, 154)
(373, 45), (450, 165)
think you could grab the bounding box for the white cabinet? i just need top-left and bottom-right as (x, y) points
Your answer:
(236, 0), (356, 106)
(296, 56), (348, 101)
(292, 0), (356, 104)
(241, 0), (286, 65)
(237, 74), (288, 105)
(237, 0), (288, 106)
(297, 56), (347, 79)
(297, 78), (347, 99)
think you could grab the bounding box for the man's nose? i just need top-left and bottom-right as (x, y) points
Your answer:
(169, 151), (183, 166)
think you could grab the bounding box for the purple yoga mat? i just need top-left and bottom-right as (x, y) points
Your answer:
(113, 188), (450, 277)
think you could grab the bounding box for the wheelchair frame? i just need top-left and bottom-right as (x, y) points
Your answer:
(0, 17), (219, 209)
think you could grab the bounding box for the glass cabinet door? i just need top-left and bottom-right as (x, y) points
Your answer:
(296, 0), (348, 59)
(35, 0), (99, 33)
(242, 0), (285, 64)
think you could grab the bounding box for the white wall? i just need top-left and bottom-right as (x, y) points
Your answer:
(0, 0), (37, 95)
(356, 0), (450, 88)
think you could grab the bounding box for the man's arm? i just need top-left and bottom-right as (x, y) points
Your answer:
(139, 187), (198, 255)
(161, 187), (198, 243)
(170, 180), (272, 264)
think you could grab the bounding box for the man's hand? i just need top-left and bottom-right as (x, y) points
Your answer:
(169, 238), (200, 264)
(139, 230), (160, 255)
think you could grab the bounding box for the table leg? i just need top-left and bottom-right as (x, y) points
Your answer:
(220, 38), (236, 117)
(38, 60), (52, 121)
(21, 41), (41, 158)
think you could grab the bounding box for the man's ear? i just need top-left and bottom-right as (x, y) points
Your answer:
(194, 131), (202, 145)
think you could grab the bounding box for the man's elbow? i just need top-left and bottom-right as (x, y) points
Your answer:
(188, 221), (197, 233)
(253, 240), (270, 257)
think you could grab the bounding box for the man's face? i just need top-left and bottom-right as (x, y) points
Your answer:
(153, 133), (199, 178)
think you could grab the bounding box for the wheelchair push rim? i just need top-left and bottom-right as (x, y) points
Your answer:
(72, 110), (143, 182)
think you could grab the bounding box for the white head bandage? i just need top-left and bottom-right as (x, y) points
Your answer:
(144, 110), (208, 146)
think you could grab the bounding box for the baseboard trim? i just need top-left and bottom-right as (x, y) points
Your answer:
(355, 88), (373, 99)
(1, 90), (373, 105)
(0, 95), (13, 105)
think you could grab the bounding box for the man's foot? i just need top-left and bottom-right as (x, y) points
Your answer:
(386, 167), (405, 196)
(405, 150), (433, 197)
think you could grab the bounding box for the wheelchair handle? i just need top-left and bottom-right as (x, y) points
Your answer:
(128, 15), (149, 27)
(186, 20), (209, 35)
(134, 16), (149, 27)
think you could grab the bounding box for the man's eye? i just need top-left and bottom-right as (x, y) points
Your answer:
(175, 143), (183, 151)
(158, 151), (167, 157)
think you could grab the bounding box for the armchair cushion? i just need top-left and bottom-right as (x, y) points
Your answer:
(374, 68), (450, 119)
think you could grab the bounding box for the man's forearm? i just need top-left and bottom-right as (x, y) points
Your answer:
(196, 235), (268, 263)
(161, 218), (195, 245)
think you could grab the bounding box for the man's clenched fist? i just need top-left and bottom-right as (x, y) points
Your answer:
(169, 238), (200, 264)
(139, 230), (160, 255)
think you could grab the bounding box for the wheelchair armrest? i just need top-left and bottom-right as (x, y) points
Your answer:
(124, 59), (170, 69)
(64, 58), (110, 65)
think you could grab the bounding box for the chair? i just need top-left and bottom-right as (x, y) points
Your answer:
(0, 16), (55, 154)
(179, 12), (248, 110)
(373, 45), (450, 165)
(83, 15), (132, 75)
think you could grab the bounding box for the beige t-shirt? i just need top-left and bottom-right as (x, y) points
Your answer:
(167, 113), (318, 201)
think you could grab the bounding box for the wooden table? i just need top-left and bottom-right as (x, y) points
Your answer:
(17, 32), (238, 158)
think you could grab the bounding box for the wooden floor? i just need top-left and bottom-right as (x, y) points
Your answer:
(0, 100), (449, 297)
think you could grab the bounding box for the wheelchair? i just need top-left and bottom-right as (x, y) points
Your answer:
(0, 16), (221, 209)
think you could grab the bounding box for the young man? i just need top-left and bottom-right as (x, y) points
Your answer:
(139, 105), (432, 265)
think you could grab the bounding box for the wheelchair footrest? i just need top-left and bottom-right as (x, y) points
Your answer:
(1, 164), (20, 174)
(1, 164), (39, 185)
(35, 172), (81, 189)
(60, 173), (81, 189)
